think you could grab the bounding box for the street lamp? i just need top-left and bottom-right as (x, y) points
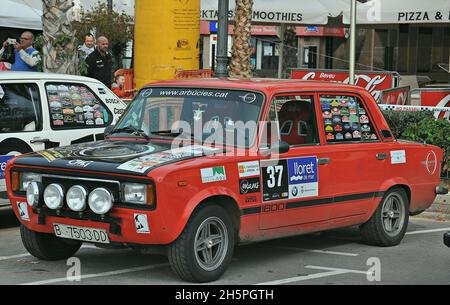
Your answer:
(215, 0), (229, 77)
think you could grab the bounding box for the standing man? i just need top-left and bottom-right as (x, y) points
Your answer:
(0, 31), (40, 72)
(78, 33), (96, 61)
(85, 36), (113, 88)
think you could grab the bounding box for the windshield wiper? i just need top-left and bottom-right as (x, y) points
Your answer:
(150, 130), (183, 137)
(109, 125), (151, 140)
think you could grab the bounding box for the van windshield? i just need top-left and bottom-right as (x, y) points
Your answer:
(114, 88), (264, 148)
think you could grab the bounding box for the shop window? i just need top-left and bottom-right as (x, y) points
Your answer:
(0, 83), (42, 133)
(320, 95), (378, 143)
(46, 83), (112, 130)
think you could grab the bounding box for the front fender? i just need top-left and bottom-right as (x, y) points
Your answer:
(164, 186), (241, 244)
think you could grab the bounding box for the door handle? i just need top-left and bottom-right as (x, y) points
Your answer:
(376, 153), (388, 160)
(30, 138), (50, 144)
(318, 157), (331, 165)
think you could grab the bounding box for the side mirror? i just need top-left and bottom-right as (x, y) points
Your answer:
(104, 124), (115, 136)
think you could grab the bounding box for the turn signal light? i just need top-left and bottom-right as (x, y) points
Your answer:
(146, 185), (155, 208)
(11, 172), (20, 192)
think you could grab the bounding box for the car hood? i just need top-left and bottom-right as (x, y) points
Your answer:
(13, 140), (223, 176)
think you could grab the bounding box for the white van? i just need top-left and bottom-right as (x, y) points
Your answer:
(0, 72), (128, 209)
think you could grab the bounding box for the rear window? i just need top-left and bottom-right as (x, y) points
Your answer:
(0, 83), (42, 133)
(45, 83), (112, 130)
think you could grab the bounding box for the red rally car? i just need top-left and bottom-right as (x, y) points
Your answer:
(5, 79), (448, 282)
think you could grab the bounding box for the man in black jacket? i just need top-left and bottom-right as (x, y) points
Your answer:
(85, 36), (113, 88)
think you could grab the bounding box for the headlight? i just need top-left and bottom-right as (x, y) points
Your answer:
(20, 173), (42, 191)
(66, 185), (88, 212)
(44, 184), (65, 210)
(26, 181), (43, 207)
(122, 183), (147, 205)
(88, 188), (113, 215)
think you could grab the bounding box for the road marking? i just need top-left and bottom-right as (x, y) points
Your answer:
(256, 270), (348, 285)
(0, 253), (31, 261)
(305, 265), (368, 275)
(406, 228), (450, 235)
(261, 245), (359, 257)
(19, 263), (169, 285)
(256, 265), (369, 285)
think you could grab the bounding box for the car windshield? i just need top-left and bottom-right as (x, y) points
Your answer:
(114, 87), (264, 148)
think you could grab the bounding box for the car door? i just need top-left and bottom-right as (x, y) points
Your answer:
(0, 81), (45, 205)
(316, 92), (387, 220)
(259, 92), (334, 230)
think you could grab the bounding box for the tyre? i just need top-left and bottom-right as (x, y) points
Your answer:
(168, 204), (235, 283)
(20, 225), (82, 260)
(360, 188), (409, 247)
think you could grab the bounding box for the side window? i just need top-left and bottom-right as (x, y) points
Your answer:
(46, 83), (112, 130)
(320, 95), (378, 143)
(0, 83), (42, 133)
(267, 95), (319, 146)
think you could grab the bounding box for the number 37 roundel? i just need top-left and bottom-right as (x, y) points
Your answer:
(261, 157), (319, 202)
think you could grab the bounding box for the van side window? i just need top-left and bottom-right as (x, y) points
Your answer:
(320, 95), (379, 143)
(0, 83), (42, 133)
(46, 83), (112, 130)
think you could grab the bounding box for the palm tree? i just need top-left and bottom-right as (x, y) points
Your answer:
(42, 0), (78, 74)
(229, 0), (253, 79)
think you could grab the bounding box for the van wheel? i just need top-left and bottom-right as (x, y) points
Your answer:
(360, 188), (409, 247)
(20, 225), (82, 260)
(168, 205), (235, 283)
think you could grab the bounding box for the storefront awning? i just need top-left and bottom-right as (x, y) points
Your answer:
(0, 0), (42, 30)
(201, 0), (349, 25)
(353, 0), (450, 24)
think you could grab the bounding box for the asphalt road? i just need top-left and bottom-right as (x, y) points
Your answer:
(0, 213), (449, 285)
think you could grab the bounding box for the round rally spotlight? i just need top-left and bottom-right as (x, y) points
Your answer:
(66, 185), (88, 212)
(44, 184), (65, 210)
(26, 181), (43, 207)
(88, 188), (113, 215)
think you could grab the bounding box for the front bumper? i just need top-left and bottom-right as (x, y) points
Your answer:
(444, 232), (450, 248)
(10, 196), (172, 246)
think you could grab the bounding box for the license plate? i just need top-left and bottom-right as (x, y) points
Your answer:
(53, 224), (110, 244)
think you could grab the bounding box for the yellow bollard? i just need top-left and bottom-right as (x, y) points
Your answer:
(134, 0), (200, 89)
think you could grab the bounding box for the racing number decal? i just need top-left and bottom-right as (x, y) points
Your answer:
(261, 160), (289, 202)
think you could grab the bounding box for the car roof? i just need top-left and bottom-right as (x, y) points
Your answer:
(0, 71), (102, 84)
(145, 78), (366, 93)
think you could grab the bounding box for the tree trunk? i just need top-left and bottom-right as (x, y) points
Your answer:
(229, 0), (253, 79)
(42, 0), (78, 74)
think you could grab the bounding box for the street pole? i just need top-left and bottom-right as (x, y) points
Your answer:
(215, 0), (229, 77)
(349, 0), (357, 85)
(277, 24), (286, 79)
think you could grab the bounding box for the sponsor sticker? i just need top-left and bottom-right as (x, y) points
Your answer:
(261, 160), (289, 202)
(245, 196), (257, 203)
(0, 155), (14, 179)
(391, 150), (406, 164)
(239, 177), (260, 195)
(17, 202), (30, 221)
(201, 166), (227, 183)
(134, 214), (150, 234)
(287, 157), (318, 199)
(238, 161), (260, 178)
(424, 150), (437, 175)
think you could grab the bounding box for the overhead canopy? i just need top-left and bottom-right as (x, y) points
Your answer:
(354, 0), (450, 24)
(0, 0), (42, 30)
(201, 0), (349, 25)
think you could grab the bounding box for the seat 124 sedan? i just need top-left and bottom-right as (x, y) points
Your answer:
(5, 78), (447, 282)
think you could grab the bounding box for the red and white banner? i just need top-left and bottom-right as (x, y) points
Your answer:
(418, 89), (450, 121)
(380, 86), (410, 105)
(291, 69), (399, 102)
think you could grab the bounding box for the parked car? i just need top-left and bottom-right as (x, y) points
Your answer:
(0, 72), (127, 209)
(5, 78), (447, 282)
(444, 232), (450, 248)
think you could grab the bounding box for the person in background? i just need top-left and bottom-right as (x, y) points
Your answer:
(0, 31), (40, 72)
(84, 36), (113, 88)
(78, 33), (96, 61)
(111, 74), (135, 100)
